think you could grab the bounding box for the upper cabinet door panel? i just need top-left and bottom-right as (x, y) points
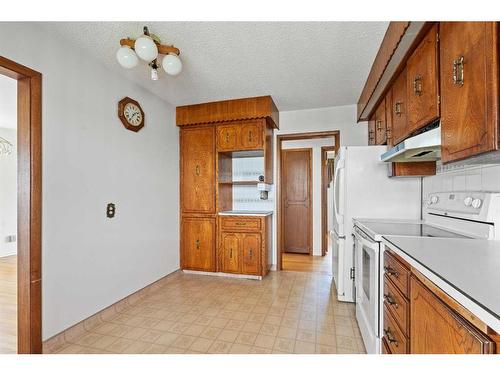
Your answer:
(385, 90), (393, 146)
(240, 122), (264, 150)
(440, 22), (499, 163)
(391, 68), (408, 145)
(406, 24), (440, 133)
(375, 98), (387, 145)
(217, 125), (239, 151)
(180, 127), (215, 213)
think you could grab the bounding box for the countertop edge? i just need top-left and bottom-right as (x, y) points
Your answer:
(218, 211), (273, 217)
(381, 236), (500, 333)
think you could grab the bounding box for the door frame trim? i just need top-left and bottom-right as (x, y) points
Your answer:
(276, 131), (340, 270)
(0, 56), (42, 354)
(321, 146), (337, 256)
(281, 147), (313, 256)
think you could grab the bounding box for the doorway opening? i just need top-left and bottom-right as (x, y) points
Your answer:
(0, 56), (42, 354)
(277, 131), (339, 273)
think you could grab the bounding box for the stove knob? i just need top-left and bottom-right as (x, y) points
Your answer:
(472, 198), (482, 209)
(430, 195), (439, 204)
(464, 196), (473, 207)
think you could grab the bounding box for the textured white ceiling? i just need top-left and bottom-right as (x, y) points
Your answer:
(39, 22), (388, 111)
(0, 74), (17, 129)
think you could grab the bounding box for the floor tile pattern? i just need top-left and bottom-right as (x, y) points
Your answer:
(55, 271), (366, 354)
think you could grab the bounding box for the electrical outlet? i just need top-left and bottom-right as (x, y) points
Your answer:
(107, 203), (116, 218)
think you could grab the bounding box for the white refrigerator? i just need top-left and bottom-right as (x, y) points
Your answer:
(332, 146), (421, 302)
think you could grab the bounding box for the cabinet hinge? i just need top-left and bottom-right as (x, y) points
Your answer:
(350, 267), (355, 280)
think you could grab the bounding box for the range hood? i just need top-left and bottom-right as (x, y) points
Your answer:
(381, 125), (441, 162)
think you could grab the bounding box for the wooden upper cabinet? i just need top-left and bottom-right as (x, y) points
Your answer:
(216, 119), (266, 152)
(406, 24), (440, 134)
(410, 276), (495, 354)
(391, 67), (408, 145)
(375, 98), (387, 145)
(440, 22), (499, 163)
(368, 116), (376, 145)
(181, 217), (215, 272)
(180, 126), (215, 214)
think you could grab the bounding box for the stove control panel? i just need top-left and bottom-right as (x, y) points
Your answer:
(426, 191), (499, 220)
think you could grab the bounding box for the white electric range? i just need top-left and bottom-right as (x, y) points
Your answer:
(352, 190), (500, 354)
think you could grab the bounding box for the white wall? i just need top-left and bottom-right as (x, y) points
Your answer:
(0, 128), (17, 257)
(0, 23), (179, 340)
(271, 105), (367, 265)
(282, 138), (335, 256)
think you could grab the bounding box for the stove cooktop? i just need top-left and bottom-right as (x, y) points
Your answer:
(359, 222), (469, 239)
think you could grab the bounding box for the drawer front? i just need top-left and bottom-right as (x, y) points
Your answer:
(383, 306), (409, 354)
(384, 275), (409, 336)
(220, 217), (261, 232)
(382, 337), (392, 354)
(384, 251), (410, 297)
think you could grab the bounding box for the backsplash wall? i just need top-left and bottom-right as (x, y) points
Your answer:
(423, 164), (500, 200)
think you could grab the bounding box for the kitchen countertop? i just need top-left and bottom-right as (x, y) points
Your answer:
(382, 235), (500, 332)
(218, 210), (273, 216)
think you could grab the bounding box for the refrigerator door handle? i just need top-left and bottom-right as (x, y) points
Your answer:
(333, 158), (345, 226)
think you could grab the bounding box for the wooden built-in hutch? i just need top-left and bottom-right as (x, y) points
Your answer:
(177, 96), (277, 278)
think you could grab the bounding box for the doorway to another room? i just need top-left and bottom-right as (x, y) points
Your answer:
(0, 56), (42, 354)
(277, 131), (339, 274)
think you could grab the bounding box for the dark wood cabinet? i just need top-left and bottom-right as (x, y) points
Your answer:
(406, 24), (440, 134)
(410, 276), (495, 354)
(180, 126), (215, 214)
(181, 216), (215, 272)
(440, 22), (499, 163)
(391, 68), (408, 145)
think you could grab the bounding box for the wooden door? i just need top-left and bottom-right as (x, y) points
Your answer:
(385, 90), (393, 146)
(240, 121), (263, 150)
(180, 127), (215, 213)
(181, 217), (215, 271)
(391, 67), (408, 144)
(217, 124), (239, 151)
(368, 116), (376, 145)
(375, 98), (387, 145)
(282, 149), (312, 254)
(440, 22), (499, 163)
(241, 233), (260, 275)
(221, 233), (240, 273)
(410, 276), (495, 354)
(406, 24), (440, 134)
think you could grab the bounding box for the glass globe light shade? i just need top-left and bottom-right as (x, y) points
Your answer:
(134, 36), (158, 62)
(116, 46), (138, 69)
(162, 53), (183, 76)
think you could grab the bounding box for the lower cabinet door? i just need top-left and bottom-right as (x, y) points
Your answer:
(410, 276), (495, 354)
(221, 233), (240, 273)
(241, 233), (261, 275)
(181, 217), (215, 271)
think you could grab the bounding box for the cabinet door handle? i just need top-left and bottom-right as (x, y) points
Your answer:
(394, 101), (402, 116)
(383, 328), (399, 346)
(235, 222), (246, 226)
(230, 248), (233, 258)
(195, 165), (200, 176)
(195, 239), (200, 250)
(383, 293), (398, 308)
(413, 75), (423, 96)
(249, 249), (253, 258)
(225, 131), (229, 143)
(248, 131), (253, 143)
(453, 56), (464, 86)
(376, 120), (383, 131)
(384, 266), (399, 278)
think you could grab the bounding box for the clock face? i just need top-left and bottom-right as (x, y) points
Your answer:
(124, 103), (143, 127)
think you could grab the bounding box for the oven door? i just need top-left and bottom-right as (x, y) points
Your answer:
(354, 227), (380, 354)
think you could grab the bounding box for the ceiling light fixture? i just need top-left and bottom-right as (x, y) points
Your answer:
(116, 26), (182, 80)
(0, 136), (13, 156)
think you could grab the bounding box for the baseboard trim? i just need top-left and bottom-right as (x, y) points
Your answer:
(182, 269), (262, 280)
(42, 269), (181, 353)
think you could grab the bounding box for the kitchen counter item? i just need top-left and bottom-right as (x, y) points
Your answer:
(382, 235), (500, 332)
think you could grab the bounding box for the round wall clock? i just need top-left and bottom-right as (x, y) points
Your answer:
(118, 97), (145, 132)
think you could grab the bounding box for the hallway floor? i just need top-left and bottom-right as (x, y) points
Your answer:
(282, 253), (332, 274)
(0, 255), (17, 354)
(52, 270), (365, 354)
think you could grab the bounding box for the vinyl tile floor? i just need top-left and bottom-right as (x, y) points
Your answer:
(54, 270), (366, 354)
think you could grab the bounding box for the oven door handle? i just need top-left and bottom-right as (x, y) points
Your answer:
(354, 227), (379, 252)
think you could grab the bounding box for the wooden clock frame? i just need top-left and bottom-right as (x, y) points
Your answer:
(118, 97), (145, 132)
